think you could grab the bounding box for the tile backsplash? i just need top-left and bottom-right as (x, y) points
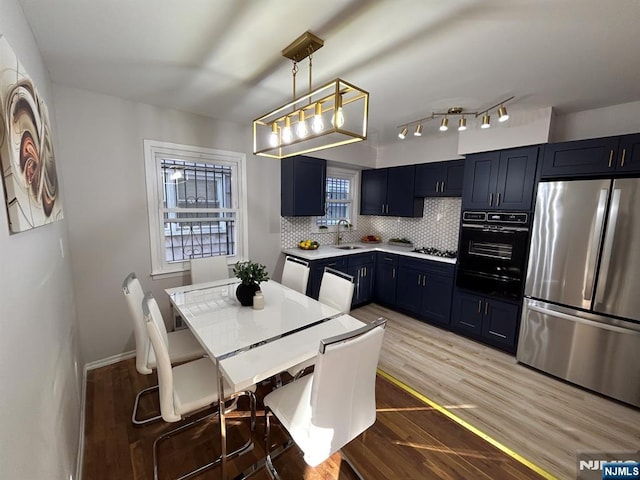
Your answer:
(281, 197), (462, 252)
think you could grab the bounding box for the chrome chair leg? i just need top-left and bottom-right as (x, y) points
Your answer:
(132, 384), (162, 426)
(152, 390), (257, 480)
(264, 408), (281, 480)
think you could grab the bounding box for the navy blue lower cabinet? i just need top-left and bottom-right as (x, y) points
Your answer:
(374, 252), (398, 306)
(348, 253), (375, 307)
(396, 258), (454, 326)
(452, 288), (520, 351)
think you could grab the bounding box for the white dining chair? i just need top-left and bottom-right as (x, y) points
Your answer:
(143, 292), (257, 480)
(190, 255), (230, 284)
(318, 267), (355, 314)
(285, 267), (355, 380)
(122, 272), (206, 425)
(263, 317), (387, 477)
(280, 256), (310, 294)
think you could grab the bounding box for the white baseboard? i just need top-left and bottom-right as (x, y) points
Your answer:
(76, 350), (136, 479)
(85, 350), (136, 370)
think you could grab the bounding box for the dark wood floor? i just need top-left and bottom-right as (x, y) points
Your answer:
(82, 357), (546, 479)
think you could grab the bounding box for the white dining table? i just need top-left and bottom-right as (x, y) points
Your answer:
(165, 278), (367, 479)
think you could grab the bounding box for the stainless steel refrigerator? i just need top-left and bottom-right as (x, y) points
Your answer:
(518, 178), (640, 407)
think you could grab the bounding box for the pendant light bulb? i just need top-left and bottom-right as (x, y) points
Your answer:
(439, 116), (449, 132)
(311, 102), (324, 133)
(498, 105), (509, 122)
(331, 95), (345, 128)
(398, 126), (408, 139)
(481, 114), (491, 129)
(414, 123), (423, 137)
(296, 110), (308, 138)
(282, 116), (293, 143)
(458, 117), (467, 131)
(269, 122), (279, 147)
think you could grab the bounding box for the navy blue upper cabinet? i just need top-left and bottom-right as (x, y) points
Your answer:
(462, 146), (539, 211)
(540, 134), (640, 178)
(619, 133), (640, 173)
(415, 160), (465, 197)
(361, 165), (423, 217)
(281, 156), (326, 216)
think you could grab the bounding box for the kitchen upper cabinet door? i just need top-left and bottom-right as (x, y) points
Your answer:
(494, 146), (539, 211)
(414, 163), (442, 197)
(386, 165), (423, 216)
(481, 299), (520, 348)
(421, 272), (453, 326)
(462, 152), (500, 210)
(360, 169), (388, 214)
(281, 156), (326, 216)
(540, 137), (620, 178)
(618, 133), (640, 173)
(441, 159), (465, 196)
(451, 290), (484, 335)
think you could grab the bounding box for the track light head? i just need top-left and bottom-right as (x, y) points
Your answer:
(498, 105), (509, 122)
(481, 114), (491, 129)
(458, 117), (467, 131)
(398, 126), (408, 139)
(414, 123), (423, 136)
(439, 117), (449, 132)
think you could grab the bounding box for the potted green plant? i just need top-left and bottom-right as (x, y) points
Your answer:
(233, 260), (269, 306)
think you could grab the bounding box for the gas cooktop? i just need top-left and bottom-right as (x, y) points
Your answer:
(411, 247), (457, 259)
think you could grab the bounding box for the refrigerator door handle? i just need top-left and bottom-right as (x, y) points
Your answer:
(595, 188), (621, 306)
(583, 188), (609, 302)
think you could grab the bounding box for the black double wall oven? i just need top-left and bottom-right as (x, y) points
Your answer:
(456, 211), (530, 300)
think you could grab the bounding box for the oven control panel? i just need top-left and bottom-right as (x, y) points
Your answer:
(463, 211), (528, 225)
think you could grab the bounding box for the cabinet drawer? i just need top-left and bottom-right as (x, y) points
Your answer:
(376, 252), (398, 266)
(398, 257), (454, 277)
(348, 252), (376, 267)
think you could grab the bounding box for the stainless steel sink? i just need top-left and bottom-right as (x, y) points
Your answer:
(335, 245), (362, 250)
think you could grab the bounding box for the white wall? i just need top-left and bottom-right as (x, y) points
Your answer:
(53, 85), (282, 364)
(0, 1), (82, 478)
(552, 100), (640, 142)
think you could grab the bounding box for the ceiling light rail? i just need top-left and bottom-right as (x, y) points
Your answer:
(397, 96), (514, 139)
(253, 31), (369, 159)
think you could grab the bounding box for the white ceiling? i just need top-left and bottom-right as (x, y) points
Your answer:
(18, 0), (640, 147)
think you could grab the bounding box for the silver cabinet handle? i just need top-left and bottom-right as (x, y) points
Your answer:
(392, 267), (396, 279)
(381, 204), (385, 213)
(417, 274), (421, 285)
(477, 300), (482, 313)
(621, 148), (627, 167)
(386, 204), (389, 214)
(595, 188), (621, 307)
(497, 192), (501, 206)
(489, 193), (494, 206)
(484, 301), (489, 316)
(608, 149), (614, 168)
(422, 275), (426, 287)
(435, 182), (439, 193)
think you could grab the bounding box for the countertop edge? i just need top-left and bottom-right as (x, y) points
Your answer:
(282, 244), (457, 264)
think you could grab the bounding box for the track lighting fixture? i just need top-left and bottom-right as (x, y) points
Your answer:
(498, 105), (509, 122)
(396, 96), (514, 140)
(253, 31), (369, 159)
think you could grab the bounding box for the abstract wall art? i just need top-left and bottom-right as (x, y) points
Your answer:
(0, 35), (63, 234)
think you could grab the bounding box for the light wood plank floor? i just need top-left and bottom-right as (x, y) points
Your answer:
(350, 303), (640, 479)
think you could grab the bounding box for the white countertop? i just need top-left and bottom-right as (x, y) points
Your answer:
(282, 242), (457, 264)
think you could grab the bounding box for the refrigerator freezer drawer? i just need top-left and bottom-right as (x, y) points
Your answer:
(517, 300), (640, 407)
